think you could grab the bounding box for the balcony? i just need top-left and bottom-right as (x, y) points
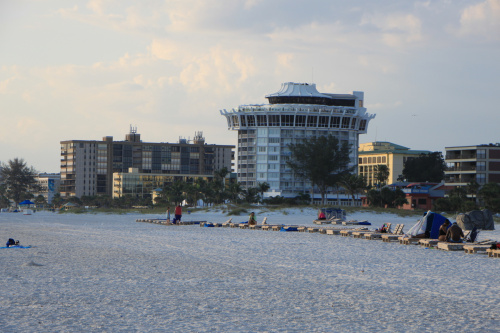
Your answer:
(446, 153), (477, 160)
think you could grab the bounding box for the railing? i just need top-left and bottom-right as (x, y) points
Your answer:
(446, 153), (477, 160)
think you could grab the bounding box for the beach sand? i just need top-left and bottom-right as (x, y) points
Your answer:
(1, 209), (499, 332)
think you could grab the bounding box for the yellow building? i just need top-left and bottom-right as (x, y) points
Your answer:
(358, 142), (430, 187)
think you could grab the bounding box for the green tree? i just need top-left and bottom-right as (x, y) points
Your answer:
(478, 182), (500, 212)
(256, 182), (270, 202)
(366, 189), (383, 207)
(34, 194), (47, 208)
(287, 135), (352, 205)
(375, 165), (390, 186)
(466, 181), (480, 202)
(402, 152), (446, 182)
(162, 181), (185, 205)
(0, 158), (38, 206)
(227, 182), (243, 204)
(51, 192), (63, 208)
(339, 174), (366, 206)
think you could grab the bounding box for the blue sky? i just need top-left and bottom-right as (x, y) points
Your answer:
(1, 0), (499, 172)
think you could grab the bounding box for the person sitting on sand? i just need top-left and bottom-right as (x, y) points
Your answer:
(6, 238), (19, 247)
(248, 212), (257, 226)
(446, 222), (464, 243)
(317, 211), (326, 220)
(438, 220), (451, 241)
(378, 223), (389, 233)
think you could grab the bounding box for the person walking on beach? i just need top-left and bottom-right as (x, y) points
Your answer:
(174, 204), (182, 224)
(166, 207), (171, 223)
(248, 212), (257, 226)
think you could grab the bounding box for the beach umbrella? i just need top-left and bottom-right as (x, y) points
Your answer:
(19, 200), (35, 205)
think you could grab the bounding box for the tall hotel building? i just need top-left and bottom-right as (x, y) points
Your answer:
(60, 129), (234, 198)
(221, 82), (375, 198)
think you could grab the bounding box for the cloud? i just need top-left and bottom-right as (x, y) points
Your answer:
(361, 12), (423, 49)
(455, 0), (500, 39)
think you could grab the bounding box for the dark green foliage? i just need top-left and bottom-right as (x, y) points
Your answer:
(287, 135), (352, 205)
(339, 174), (367, 205)
(0, 158), (38, 206)
(478, 182), (500, 212)
(402, 152), (446, 182)
(367, 187), (408, 208)
(433, 185), (479, 212)
(375, 165), (390, 186)
(262, 193), (310, 205)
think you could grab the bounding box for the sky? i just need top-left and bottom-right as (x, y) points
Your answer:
(1, 0), (499, 172)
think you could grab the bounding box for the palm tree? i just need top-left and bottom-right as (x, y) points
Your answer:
(227, 182), (243, 204)
(375, 164), (390, 187)
(339, 174), (366, 206)
(256, 182), (270, 202)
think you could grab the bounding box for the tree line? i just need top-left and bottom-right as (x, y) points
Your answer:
(2, 140), (500, 213)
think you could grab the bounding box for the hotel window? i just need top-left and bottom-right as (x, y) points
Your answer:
(330, 117), (340, 128)
(268, 138), (280, 144)
(295, 115), (306, 127)
(307, 116), (318, 127)
(281, 115), (295, 127)
(359, 158), (363, 164)
(247, 115), (256, 126)
(477, 174), (486, 184)
(232, 115), (239, 126)
(382, 156), (386, 163)
(256, 115), (267, 126)
(350, 118), (357, 129)
(258, 147), (267, 152)
(368, 157), (372, 163)
(477, 161), (486, 171)
(477, 149), (486, 159)
(268, 115), (280, 126)
(359, 119), (367, 131)
(268, 155), (279, 161)
(377, 157), (381, 163)
(341, 117), (350, 129)
(269, 128), (280, 136)
(240, 115), (247, 127)
(318, 116), (329, 127)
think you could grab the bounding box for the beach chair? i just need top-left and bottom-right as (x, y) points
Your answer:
(261, 217), (267, 225)
(221, 218), (232, 227)
(463, 227), (479, 243)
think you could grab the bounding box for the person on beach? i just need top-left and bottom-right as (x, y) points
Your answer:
(317, 211), (326, 220)
(6, 238), (19, 247)
(438, 220), (451, 241)
(166, 207), (171, 223)
(446, 222), (464, 243)
(248, 212), (257, 226)
(174, 204), (182, 224)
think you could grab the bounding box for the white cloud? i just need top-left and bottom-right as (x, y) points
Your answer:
(361, 13), (423, 49)
(456, 0), (500, 39)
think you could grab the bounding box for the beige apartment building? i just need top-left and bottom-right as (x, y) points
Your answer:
(444, 144), (500, 187)
(358, 142), (431, 187)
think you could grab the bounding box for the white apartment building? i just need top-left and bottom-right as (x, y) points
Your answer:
(220, 82), (375, 198)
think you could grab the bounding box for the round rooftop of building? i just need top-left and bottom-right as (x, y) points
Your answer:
(265, 82), (356, 107)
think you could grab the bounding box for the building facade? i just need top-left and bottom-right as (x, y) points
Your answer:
(220, 82), (375, 198)
(358, 142), (431, 187)
(34, 173), (61, 204)
(444, 144), (500, 188)
(112, 168), (213, 199)
(60, 129), (234, 198)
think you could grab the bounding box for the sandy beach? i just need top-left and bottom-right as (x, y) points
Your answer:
(1, 209), (499, 332)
